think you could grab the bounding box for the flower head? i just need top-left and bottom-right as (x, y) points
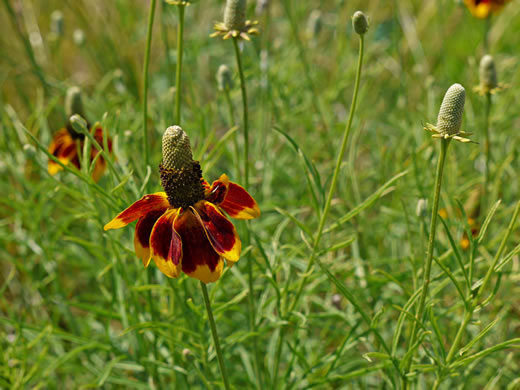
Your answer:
(464, 0), (512, 19)
(211, 0), (259, 41)
(217, 64), (233, 91)
(104, 126), (260, 283)
(48, 86), (112, 181)
(352, 11), (369, 35)
(424, 83), (475, 143)
(474, 55), (507, 95)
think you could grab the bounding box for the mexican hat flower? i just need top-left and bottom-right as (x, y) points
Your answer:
(210, 0), (259, 41)
(48, 86), (112, 181)
(464, 0), (512, 19)
(104, 126), (260, 283)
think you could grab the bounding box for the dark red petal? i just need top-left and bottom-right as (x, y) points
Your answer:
(134, 209), (166, 266)
(104, 193), (170, 230)
(175, 210), (223, 283)
(220, 181), (260, 220)
(205, 174), (230, 204)
(150, 210), (182, 278)
(192, 201), (241, 262)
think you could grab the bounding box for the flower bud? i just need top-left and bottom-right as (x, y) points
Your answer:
(51, 10), (64, 37)
(224, 0), (247, 31)
(162, 125), (193, 170)
(73, 29), (85, 47)
(69, 114), (88, 134)
(307, 9), (322, 38)
(436, 84), (465, 136)
(217, 64), (233, 91)
(65, 86), (85, 118)
(416, 199), (428, 217)
(479, 55), (497, 90)
(352, 11), (369, 35)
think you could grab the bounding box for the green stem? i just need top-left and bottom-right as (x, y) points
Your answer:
(175, 5), (185, 124)
(404, 139), (450, 383)
(232, 37), (263, 389)
(484, 15), (491, 52)
(288, 35), (365, 314)
(142, 0), (157, 169)
(223, 89), (240, 179)
(200, 282), (231, 390)
(232, 38), (249, 188)
(484, 92), (492, 200)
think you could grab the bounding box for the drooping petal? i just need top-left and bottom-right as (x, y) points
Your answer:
(192, 201), (241, 263)
(175, 210), (223, 283)
(134, 209), (166, 267)
(207, 174), (260, 219)
(104, 193), (170, 230)
(150, 209), (182, 278)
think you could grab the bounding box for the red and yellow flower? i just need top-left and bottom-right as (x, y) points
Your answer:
(48, 86), (112, 181)
(464, 0), (512, 19)
(48, 124), (112, 182)
(104, 126), (260, 283)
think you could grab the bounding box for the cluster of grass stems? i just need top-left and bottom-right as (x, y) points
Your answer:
(1, 1), (519, 389)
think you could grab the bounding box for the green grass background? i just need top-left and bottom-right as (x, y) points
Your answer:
(1, 0), (519, 388)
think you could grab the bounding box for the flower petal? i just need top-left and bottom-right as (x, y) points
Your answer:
(134, 209), (166, 267)
(222, 181), (260, 220)
(104, 193), (170, 230)
(48, 129), (77, 175)
(192, 201), (241, 262)
(175, 210), (223, 283)
(150, 209), (182, 278)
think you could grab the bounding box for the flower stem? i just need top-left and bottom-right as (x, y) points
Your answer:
(484, 92), (492, 200)
(232, 38), (249, 188)
(200, 281), (231, 390)
(288, 35), (365, 314)
(232, 37), (263, 389)
(403, 138), (450, 383)
(223, 89), (240, 179)
(142, 0), (157, 169)
(174, 5), (185, 124)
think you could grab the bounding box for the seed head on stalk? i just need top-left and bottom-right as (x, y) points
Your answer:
(424, 83), (475, 143)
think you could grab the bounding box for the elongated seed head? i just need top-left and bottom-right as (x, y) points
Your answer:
(217, 64), (233, 91)
(436, 83), (465, 135)
(352, 11), (369, 35)
(224, 0), (247, 31)
(479, 55), (498, 89)
(162, 126), (193, 169)
(65, 86), (85, 118)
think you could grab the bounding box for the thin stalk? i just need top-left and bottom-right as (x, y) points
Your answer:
(484, 92), (492, 198)
(142, 0), (157, 169)
(174, 5), (185, 124)
(483, 15), (491, 52)
(223, 89), (240, 179)
(403, 139), (450, 384)
(232, 38), (249, 188)
(200, 282), (231, 390)
(288, 36), (365, 314)
(232, 37), (263, 389)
